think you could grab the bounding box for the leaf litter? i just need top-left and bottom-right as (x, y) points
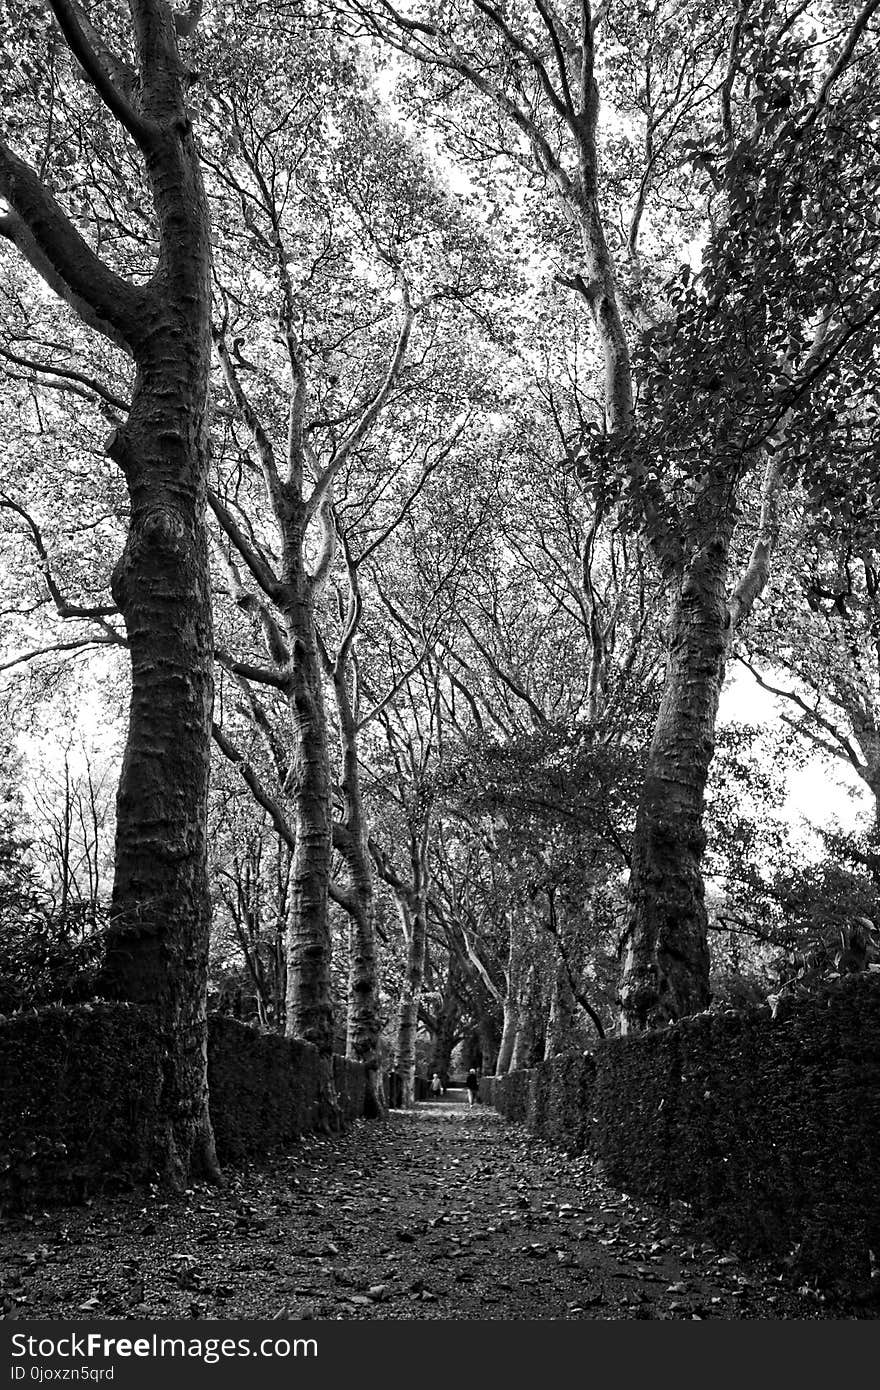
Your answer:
(0, 1102), (866, 1320)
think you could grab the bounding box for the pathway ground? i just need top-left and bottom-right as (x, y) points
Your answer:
(0, 1100), (860, 1320)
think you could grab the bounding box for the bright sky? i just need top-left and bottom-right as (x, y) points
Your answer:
(719, 665), (873, 844)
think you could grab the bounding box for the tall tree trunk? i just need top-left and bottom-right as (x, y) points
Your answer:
(393, 905), (427, 1107)
(101, 333), (217, 1179)
(620, 534), (732, 1032)
(428, 959), (462, 1080)
(90, 14), (218, 1185)
(475, 1010), (500, 1076)
(495, 914), (523, 1076)
(333, 673), (386, 1118)
(544, 958), (579, 1058)
(392, 836), (429, 1107)
(509, 961), (539, 1071)
(283, 574), (339, 1128)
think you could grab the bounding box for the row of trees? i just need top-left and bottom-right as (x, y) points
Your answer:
(2, 0), (879, 1181)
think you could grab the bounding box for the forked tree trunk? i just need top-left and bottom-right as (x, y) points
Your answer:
(620, 534), (732, 1032)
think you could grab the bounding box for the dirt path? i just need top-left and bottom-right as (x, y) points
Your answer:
(0, 1104), (853, 1320)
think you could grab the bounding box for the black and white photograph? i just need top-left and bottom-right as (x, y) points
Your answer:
(0, 0), (878, 1361)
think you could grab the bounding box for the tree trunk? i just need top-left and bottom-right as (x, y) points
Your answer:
(475, 1009), (500, 1076)
(496, 913), (526, 1074)
(428, 960), (462, 1081)
(334, 674), (386, 1118)
(509, 961), (539, 1071)
(94, 59), (219, 1180)
(620, 534), (732, 1032)
(101, 352), (217, 1179)
(495, 919), (520, 1076)
(495, 997), (517, 1076)
(283, 575), (339, 1128)
(392, 868), (428, 1108)
(544, 958), (579, 1058)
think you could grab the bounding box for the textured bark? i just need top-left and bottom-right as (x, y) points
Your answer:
(509, 960), (539, 1071)
(495, 915), (524, 1076)
(544, 958), (580, 1058)
(102, 352), (217, 1182)
(333, 675), (386, 1118)
(81, 11), (219, 1184)
(620, 533), (732, 1033)
(392, 853), (429, 1108)
(275, 554), (338, 1124)
(427, 956), (463, 1081)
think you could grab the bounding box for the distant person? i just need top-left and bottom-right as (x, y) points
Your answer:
(466, 1068), (478, 1106)
(430, 1072), (443, 1099)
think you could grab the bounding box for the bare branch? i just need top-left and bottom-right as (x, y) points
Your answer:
(213, 330), (283, 508)
(214, 647), (288, 691)
(734, 654), (865, 773)
(0, 142), (147, 353)
(801, 0), (880, 134)
(0, 344), (130, 417)
(473, 0), (571, 125)
(307, 302), (416, 519)
(0, 493), (118, 621)
(207, 488), (284, 604)
(48, 0), (156, 147)
(212, 721), (295, 850)
(0, 635), (124, 673)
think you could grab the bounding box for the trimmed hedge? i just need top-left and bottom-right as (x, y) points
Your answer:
(208, 1016), (330, 1163)
(0, 1003), (166, 1206)
(543, 1053), (597, 1154)
(595, 1026), (680, 1205)
(486, 975), (880, 1295)
(490, 1067), (534, 1121)
(0, 1006), (369, 1206)
(384, 1072), (430, 1108)
(334, 1055), (367, 1125)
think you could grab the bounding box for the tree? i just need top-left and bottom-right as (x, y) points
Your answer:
(740, 515), (880, 827)
(199, 18), (496, 1115)
(350, 0), (880, 1030)
(1, 1), (219, 1180)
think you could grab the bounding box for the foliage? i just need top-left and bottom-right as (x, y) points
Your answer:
(0, 754), (104, 1014)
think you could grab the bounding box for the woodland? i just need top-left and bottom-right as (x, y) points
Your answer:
(1, 0), (880, 1191)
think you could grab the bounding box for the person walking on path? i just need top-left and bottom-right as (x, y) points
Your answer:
(430, 1073), (443, 1099)
(466, 1068), (479, 1106)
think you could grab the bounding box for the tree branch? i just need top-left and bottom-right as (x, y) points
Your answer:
(0, 144), (147, 353)
(211, 721), (295, 851)
(306, 301), (416, 519)
(48, 0), (156, 148)
(801, 0), (880, 135)
(213, 330), (283, 509)
(0, 635), (125, 673)
(207, 488), (284, 604)
(0, 493), (119, 621)
(0, 344), (130, 417)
